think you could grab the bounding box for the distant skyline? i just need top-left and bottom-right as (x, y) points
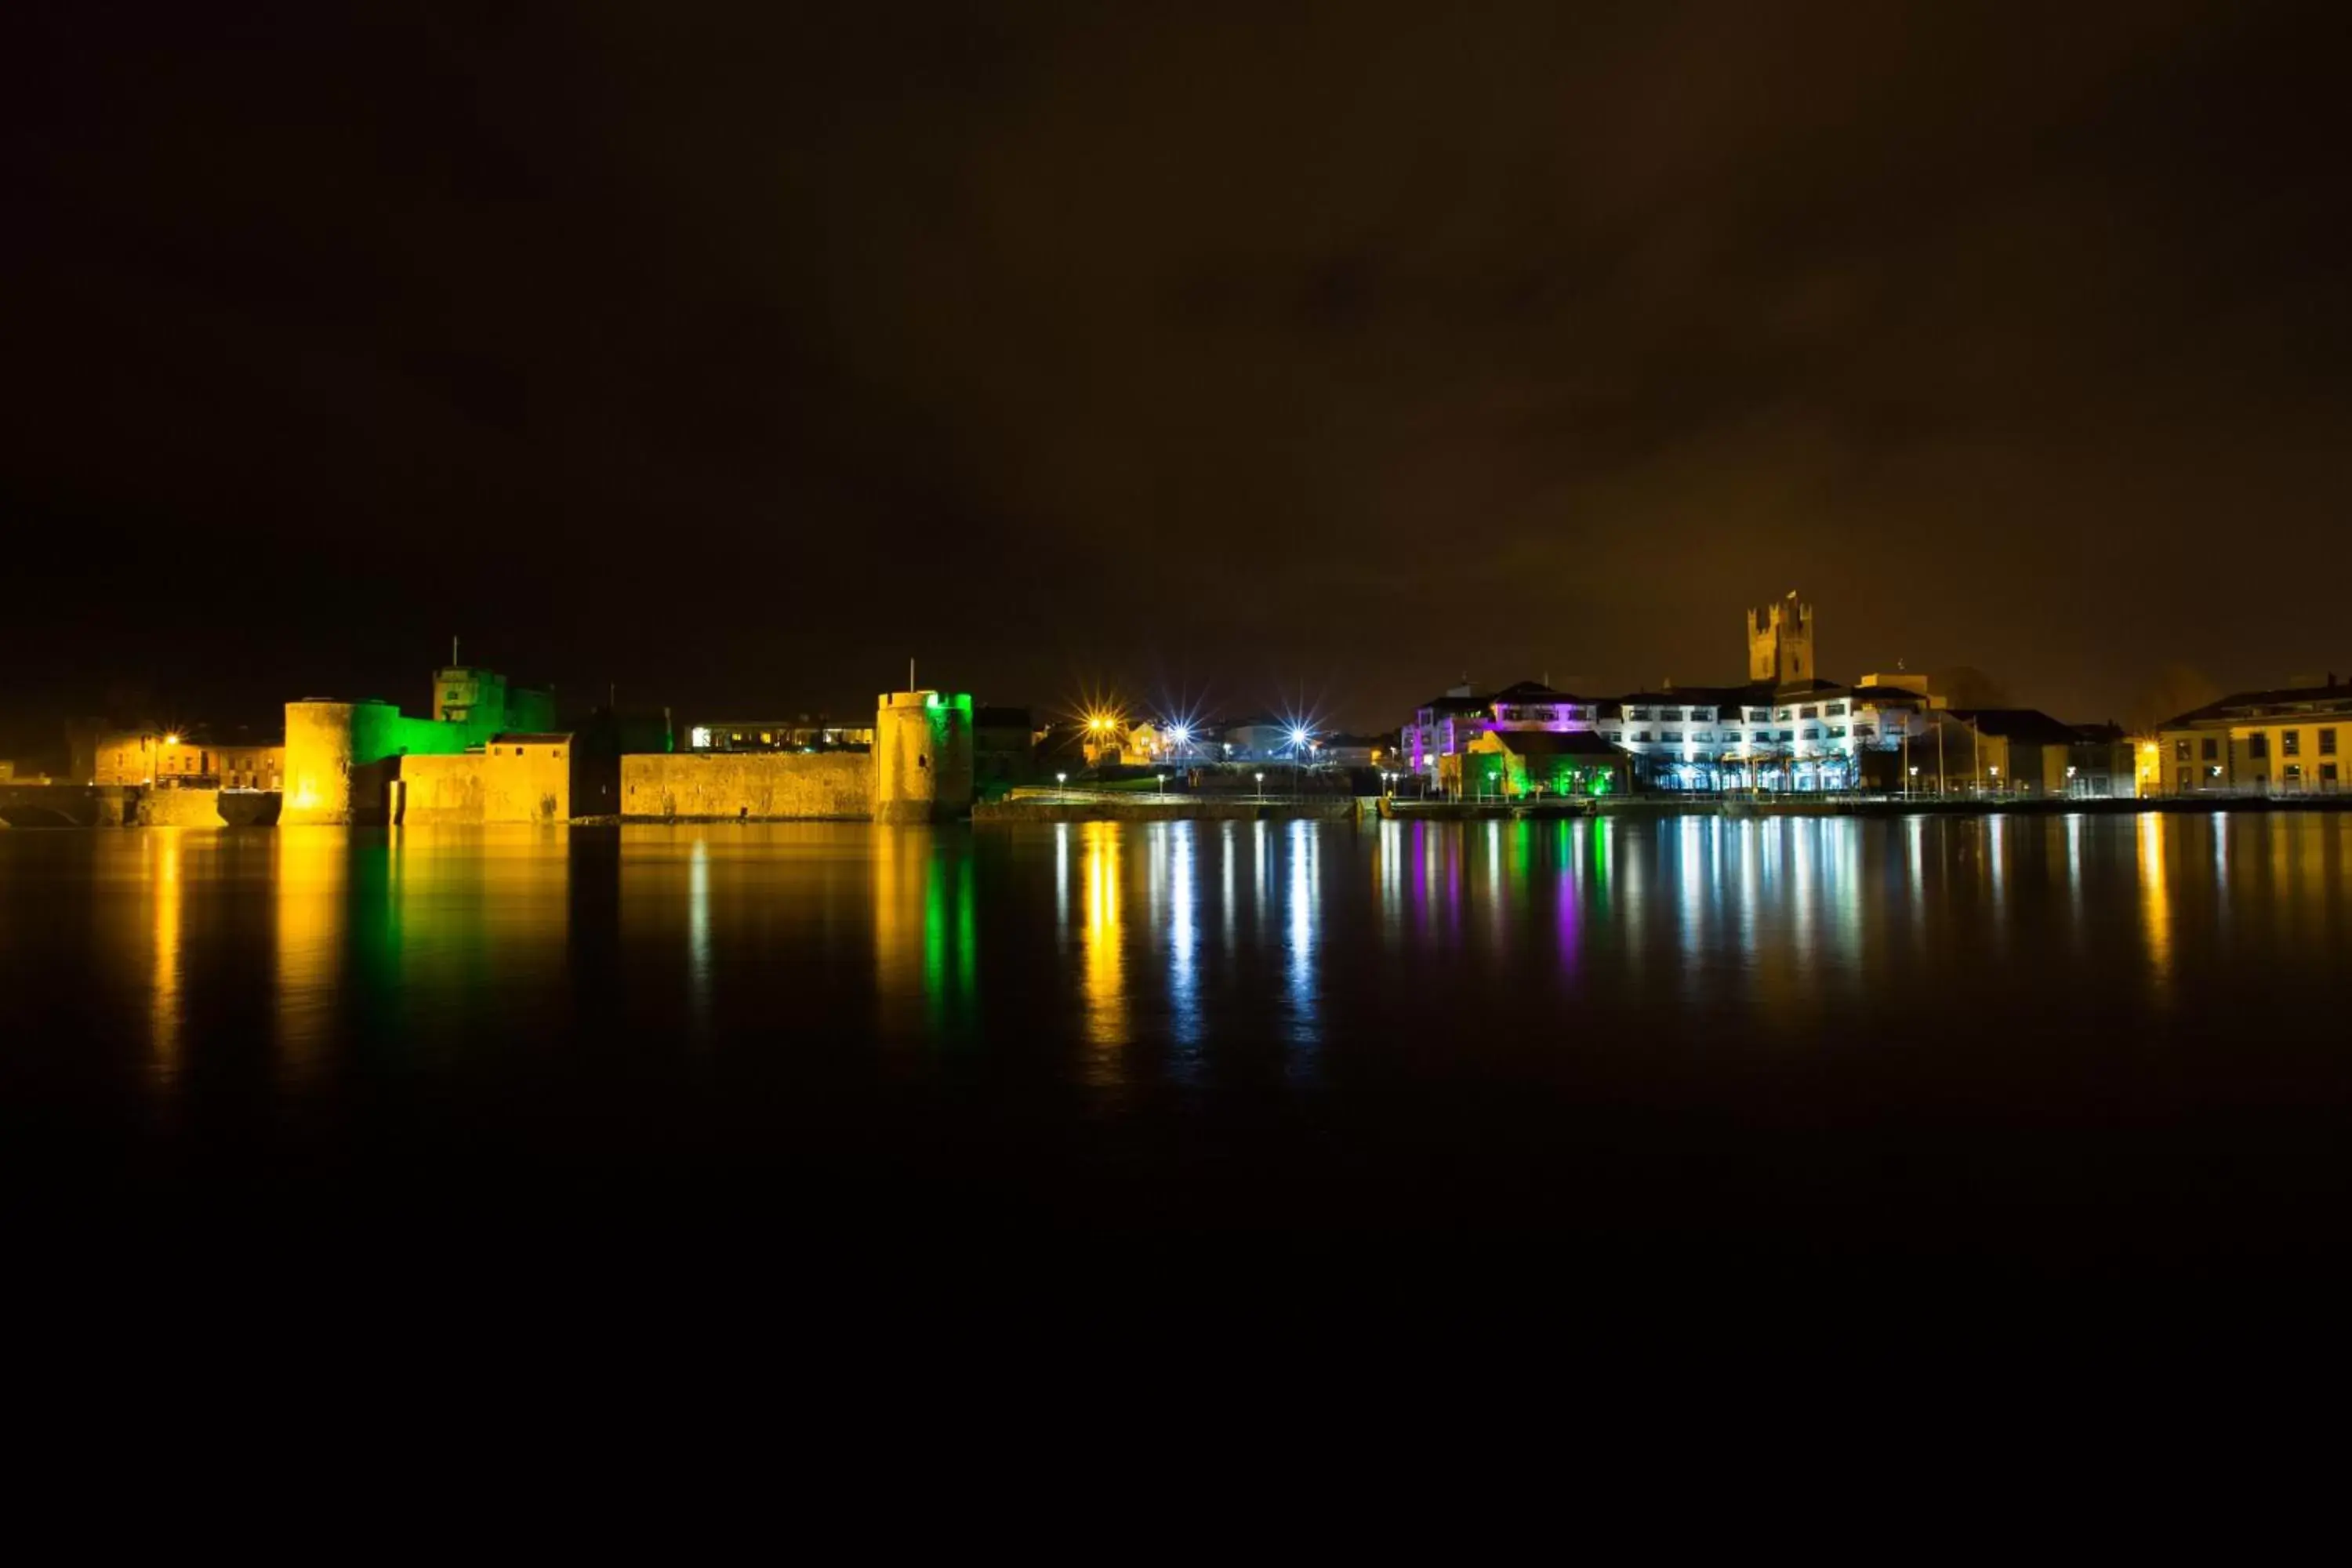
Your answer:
(7, 2), (2348, 753)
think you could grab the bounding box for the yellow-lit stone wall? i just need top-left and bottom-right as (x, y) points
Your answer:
(620, 752), (873, 820)
(397, 742), (572, 825)
(135, 787), (224, 826)
(283, 702), (365, 824)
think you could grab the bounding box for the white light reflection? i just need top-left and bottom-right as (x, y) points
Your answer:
(1286, 820), (1320, 1055)
(1168, 822), (1200, 1049)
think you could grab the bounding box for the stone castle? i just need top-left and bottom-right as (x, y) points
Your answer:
(283, 661), (974, 826)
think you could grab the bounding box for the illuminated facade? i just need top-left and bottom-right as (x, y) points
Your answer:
(1399, 600), (1946, 792)
(2153, 679), (2349, 795)
(92, 729), (283, 790)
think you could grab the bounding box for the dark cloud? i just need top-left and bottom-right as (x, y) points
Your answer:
(5, 0), (2347, 748)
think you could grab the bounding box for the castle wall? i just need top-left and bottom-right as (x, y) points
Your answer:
(873, 691), (975, 825)
(136, 787), (224, 827)
(285, 699), (492, 824)
(397, 750), (570, 825)
(620, 752), (873, 820)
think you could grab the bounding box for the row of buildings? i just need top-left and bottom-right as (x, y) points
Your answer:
(1394, 594), (2349, 800)
(16, 597), (2343, 809)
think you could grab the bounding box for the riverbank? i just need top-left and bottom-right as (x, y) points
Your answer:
(971, 791), (2352, 826)
(972, 794), (1365, 824)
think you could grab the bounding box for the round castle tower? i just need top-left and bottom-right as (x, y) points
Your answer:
(282, 699), (399, 826)
(873, 691), (975, 824)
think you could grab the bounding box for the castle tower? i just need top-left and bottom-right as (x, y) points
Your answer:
(1747, 592), (1815, 687)
(873, 690), (975, 825)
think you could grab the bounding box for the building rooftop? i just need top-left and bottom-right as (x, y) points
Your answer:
(1485, 679), (1586, 703)
(1946, 709), (2084, 746)
(493, 732), (575, 746)
(2160, 680), (2351, 728)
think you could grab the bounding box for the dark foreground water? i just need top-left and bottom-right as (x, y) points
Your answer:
(4, 815), (2348, 1278)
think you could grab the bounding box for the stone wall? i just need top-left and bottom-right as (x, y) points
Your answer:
(621, 752), (873, 820)
(136, 786), (224, 826)
(397, 750), (570, 825)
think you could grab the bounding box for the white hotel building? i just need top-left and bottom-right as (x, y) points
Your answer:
(1402, 596), (1947, 793)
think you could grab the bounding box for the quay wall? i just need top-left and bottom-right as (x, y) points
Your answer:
(397, 752), (569, 826)
(974, 796), (1360, 824)
(136, 787), (223, 827)
(621, 752), (873, 821)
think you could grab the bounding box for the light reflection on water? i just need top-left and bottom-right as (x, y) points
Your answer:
(9, 813), (2347, 1125)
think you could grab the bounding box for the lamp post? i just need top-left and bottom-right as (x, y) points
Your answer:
(1057, 771), (1067, 801)
(1155, 772), (1164, 800)
(1254, 771), (1264, 801)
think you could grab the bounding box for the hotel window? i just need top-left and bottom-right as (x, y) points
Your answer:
(2285, 764), (2303, 782)
(2201, 738), (2217, 760)
(2322, 729), (2339, 755)
(2175, 739), (2190, 760)
(2249, 735), (2269, 759)
(2284, 729), (2301, 756)
(2325, 764), (2339, 784)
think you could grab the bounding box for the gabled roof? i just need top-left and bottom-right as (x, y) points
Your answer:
(1946, 709), (2082, 746)
(1486, 679), (1585, 703)
(1416, 692), (1492, 715)
(2161, 681), (2352, 728)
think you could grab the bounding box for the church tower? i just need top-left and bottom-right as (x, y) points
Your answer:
(1747, 592), (1815, 687)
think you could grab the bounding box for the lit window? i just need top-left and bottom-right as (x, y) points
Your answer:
(2284, 729), (2302, 757)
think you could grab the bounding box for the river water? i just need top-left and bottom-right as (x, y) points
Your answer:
(3, 815), (2347, 1274)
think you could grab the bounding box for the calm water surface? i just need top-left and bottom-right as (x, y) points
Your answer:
(4, 815), (2347, 1265)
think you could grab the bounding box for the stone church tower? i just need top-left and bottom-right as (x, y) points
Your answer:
(1747, 592), (1815, 686)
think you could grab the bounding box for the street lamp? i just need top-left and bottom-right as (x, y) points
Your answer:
(1057, 771), (1067, 801)
(1155, 772), (1164, 800)
(1254, 771), (1264, 800)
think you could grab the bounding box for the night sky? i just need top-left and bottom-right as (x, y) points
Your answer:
(6, 2), (2347, 753)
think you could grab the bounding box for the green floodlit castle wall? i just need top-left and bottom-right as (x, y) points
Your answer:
(282, 672), (557, 825)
